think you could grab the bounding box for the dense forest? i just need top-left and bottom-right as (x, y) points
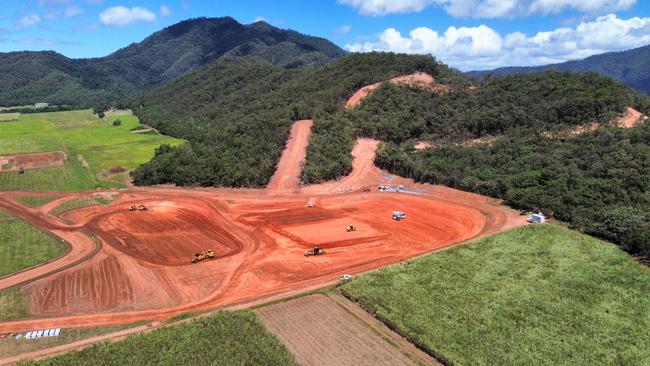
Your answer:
(310, 71), (649, 256)
(0, 17), (346, 108)
(130, 53), (459, 186)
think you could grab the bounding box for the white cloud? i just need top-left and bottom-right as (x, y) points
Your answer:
(160, 5), (171, 17)
(338, 0), (637, 18)
(99, 6), (157, 27)
(335, 25), (352, 35)
(16, 14), (41, 29)
(345, 14), (650, 70)
(254, 16), (267, 22)
(64, 6), (83, 17)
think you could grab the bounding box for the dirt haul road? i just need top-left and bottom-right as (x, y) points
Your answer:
(0, 74), (524, 334)
(266, 119), (313, 194)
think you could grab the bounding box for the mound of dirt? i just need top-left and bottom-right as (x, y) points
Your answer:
(618, 107), (645, 128)
(346, 72), (452, 109)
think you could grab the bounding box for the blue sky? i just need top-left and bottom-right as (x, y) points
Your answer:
(1, 0), (649, 70)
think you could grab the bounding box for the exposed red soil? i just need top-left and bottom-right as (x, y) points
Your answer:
(618, 107), (645, 128)
(346, 73), (452, 108)
(266, 119), (313, 193)
(414, 141), (432, 150)
(0, 136), (523, 333)
(0, 151), (66, 171)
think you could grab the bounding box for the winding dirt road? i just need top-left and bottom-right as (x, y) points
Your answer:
(266, 119), (313, 194)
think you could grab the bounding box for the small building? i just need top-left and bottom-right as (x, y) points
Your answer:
(528, 213), (546, 223)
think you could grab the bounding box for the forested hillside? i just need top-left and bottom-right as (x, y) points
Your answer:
(469, 44), (650, 95)
(0, 17), (346, 108)
(130, 53), (459, 187)
(309, 70), (649, 256)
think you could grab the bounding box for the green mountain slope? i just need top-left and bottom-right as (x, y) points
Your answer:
(468, 44), (650, 95)
(0, 17), (346, 108)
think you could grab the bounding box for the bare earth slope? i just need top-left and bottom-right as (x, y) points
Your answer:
(266, 119), (313, 193)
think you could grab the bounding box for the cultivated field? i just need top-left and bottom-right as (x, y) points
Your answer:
(342, 225), (650, 365)
(258, 294), (432, 366)
(22, 311), (296, 366)
(0, 210), (67, 277)
(0, 113), (19, 122)
(0, 110), (183, 191)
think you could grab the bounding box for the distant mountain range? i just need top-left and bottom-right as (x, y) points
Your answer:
(467, 44), (650, 95)
(0, 17), (346, 107)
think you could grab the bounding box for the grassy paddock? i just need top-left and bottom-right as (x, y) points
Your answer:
(0, 109), (183, 191)
(23, 311), (297, 366)
(0, 113), (19, 122)
(342, 225), (650, 365)
(0, 210), (67, 277)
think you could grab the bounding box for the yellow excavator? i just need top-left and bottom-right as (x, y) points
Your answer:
(129, 204), (148, 211)
(191, 249), (215, 263)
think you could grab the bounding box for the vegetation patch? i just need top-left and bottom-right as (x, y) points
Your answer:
(0, 211), (67, 277)
(15, 196), (58, 208)
(50, 196), (111, 216)
(342, 225), (650, 366)
(0, 287), (31, 322)
(23, 311), (297, 366)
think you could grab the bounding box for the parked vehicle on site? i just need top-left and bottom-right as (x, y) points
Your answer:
(392, 211), (406, 221)
(346, 225), (357, 232)
(305, 247), (325, 256)
(339, 274), (353, 282)
(191, 249), (215, 263)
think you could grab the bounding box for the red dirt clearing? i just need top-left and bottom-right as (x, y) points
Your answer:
(618, 107), (645, 128)
(346, 72), (452, 108)
(266, 119), (313, 193)
(0, 132), (524, 333)
(0, 151), (66, 171)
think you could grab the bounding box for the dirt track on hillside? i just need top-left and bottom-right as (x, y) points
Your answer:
(0, 75), (524, 335)
(266, 119), (313, 193)
(346, 73), (451, 108)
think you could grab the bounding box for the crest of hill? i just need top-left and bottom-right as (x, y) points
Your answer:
(468, 44), (650, 95)
(0, 17), (347, 108)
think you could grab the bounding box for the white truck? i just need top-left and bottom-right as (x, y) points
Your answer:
(527, 213), (545, 223)
(392, 211), (406, 221)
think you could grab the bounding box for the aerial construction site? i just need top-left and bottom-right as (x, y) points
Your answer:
(0, 75), (524, 336)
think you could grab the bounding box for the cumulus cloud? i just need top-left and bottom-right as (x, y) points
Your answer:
(160, 5), (171, 17)
(339, 0), (636, 18)
(16, 14), (41, 29)
(99, 6), (157, 26)
(254, 16), (267, 22)
(345, 14), (650, 70)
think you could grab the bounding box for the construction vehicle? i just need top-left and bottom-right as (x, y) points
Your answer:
(362, 187), (371, 192)
(392, 211), (406, 221)
(304, 247), (325, 256)
(307, 201), (313, 208)
(17, 167), (25, 175)
(129, 204), (148, 211)
(339, 274), (353, 282)
(191, 249), (215, 263)
(346, 225), (357, 232)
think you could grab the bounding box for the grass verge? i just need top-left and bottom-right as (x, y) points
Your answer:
(0, 287), (30, 322)
(0, 211), (67, 277)
(49, 196), (111, 217)
(342, 224), (650, 365)
(22, 311), (297, 366)
(15, 196), (58, 208)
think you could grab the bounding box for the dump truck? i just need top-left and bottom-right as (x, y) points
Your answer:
(392, 211), (406, 221)
(346, 225), (357, 232)
(305, 247), (325, 256)
(191, 249), (215, 263)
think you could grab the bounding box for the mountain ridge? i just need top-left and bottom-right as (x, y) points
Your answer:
(0, 16), (347, 108)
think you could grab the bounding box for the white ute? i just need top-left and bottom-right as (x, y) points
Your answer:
(392, 211), (406, 221)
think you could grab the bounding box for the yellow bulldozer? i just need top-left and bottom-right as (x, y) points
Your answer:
(346, 225), (357, 232)
(191, 249), (215, 263)
(129, 204), (148, 211)
(304, 247), (325, 256)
